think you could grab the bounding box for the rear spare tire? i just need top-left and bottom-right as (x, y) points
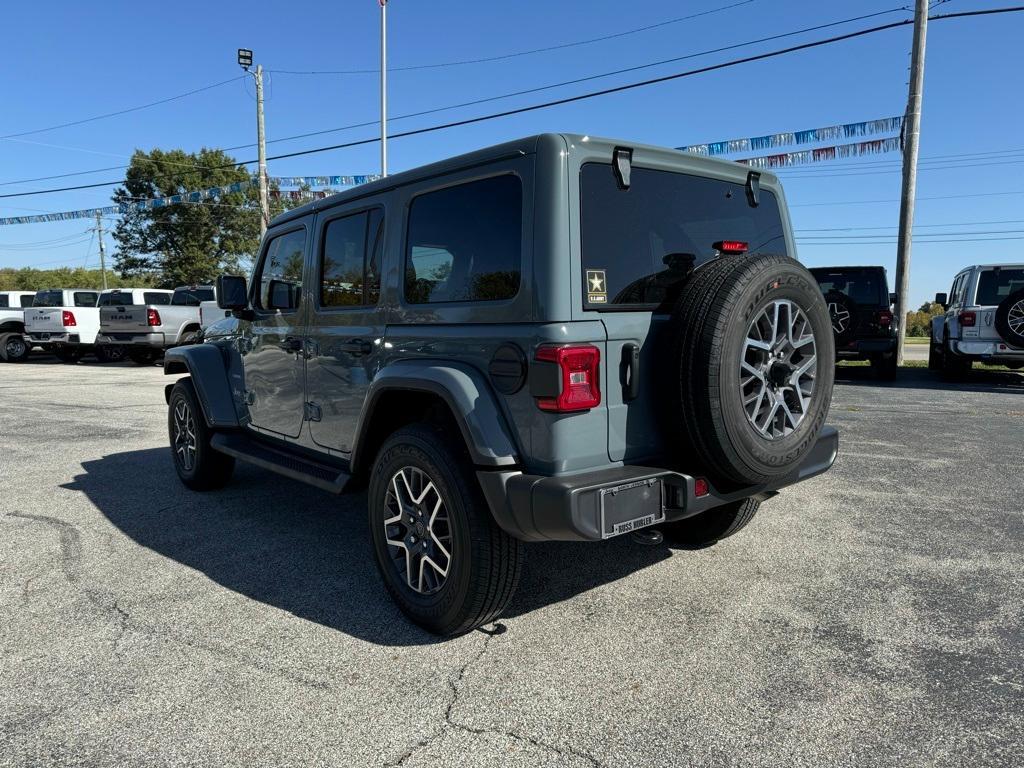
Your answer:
(670, 254), (834, 487)
(994, 287), (1024, 349)
(823, 289), (858, 348)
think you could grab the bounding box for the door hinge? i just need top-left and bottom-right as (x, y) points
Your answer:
(304, 402), (322, 422)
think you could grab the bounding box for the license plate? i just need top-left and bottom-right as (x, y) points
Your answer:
(599, 478), (665, 539)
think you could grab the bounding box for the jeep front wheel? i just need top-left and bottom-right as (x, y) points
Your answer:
(670, 254), (835, 487)
(167, 378), (235, 490)
(368, 424), (522, 636)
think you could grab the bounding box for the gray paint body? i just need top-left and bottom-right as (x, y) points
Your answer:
(170, 133), (831, 540)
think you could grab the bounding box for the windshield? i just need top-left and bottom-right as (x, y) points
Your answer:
(172, 288), (215, 306)
(975, 268), (1024, 306)
(810, 268), (889, 307)
(580, 163), (788, 310)
(32, 290), (64, 307)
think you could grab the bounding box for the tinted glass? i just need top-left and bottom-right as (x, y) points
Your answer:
(19, 295), (33, 308)
(172, 288), (216, 306)
(366, 208), (384, 305)
(0, 296), (7, 308)
(144, 292), (172, 305)
(321, 212), (369, 307)
(405, 175), (522, 304)
(810, 269), (888, 306)
(581, 164), (787, 309)
(976, 268), (1024, 306)
(33, 290), (63, 307)
(74, 292), (99, 307)
(258, 229), (306, 310)
(99, 291), (135, 306)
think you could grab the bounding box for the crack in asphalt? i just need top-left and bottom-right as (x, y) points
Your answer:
(4, 511), (333, 692)
(387, 627), (603, 767)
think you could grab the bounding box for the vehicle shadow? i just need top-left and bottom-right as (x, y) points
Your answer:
(64, 448), (674, 646)
(834, 365), (1024, 394)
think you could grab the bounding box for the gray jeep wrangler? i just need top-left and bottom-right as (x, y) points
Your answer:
(164, 134), (838, 636)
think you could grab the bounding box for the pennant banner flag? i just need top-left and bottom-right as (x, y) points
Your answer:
(0, 173), (382, 225)
(736, 136), (901, 169)
(678, 116), (902, 157)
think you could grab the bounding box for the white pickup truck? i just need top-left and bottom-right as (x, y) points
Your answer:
(97, 285), (215, 365)
(0, 291), (37, 362)
(25, 288), (170, 363)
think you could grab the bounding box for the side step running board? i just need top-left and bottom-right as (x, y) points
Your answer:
(210, 432), (350, 494)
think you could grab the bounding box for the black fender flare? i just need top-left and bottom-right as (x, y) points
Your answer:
(350, 360), (520, 474)
(163, 344), (240, 428)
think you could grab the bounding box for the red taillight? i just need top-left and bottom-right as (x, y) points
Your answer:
(694, 478), (710, 497)
(147, 308), (161, 327)
(877, 309), (893, 327)
(535, 344), (601, 412)
(959, 311), (976, 327)
(61, 310), (76, 327)
(713, 240), (748, 254)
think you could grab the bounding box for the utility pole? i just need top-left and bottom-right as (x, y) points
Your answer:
(238, 49), (270, 237)
(893, 0), (928, 365)
(380, 0), (388, 177)
(94, 211), (108, 290)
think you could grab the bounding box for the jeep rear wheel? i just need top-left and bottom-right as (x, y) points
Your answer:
(368, 424), (522, 636)
(662, 497), (761, 548)
(670, 255), (834, 487)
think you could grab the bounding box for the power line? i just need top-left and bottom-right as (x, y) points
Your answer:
(270, 0), (759, 74)
(789, 189), (1024, 207)
(0, 7), (912, 188)
(0, 76), (248, 140)
(2, 6), (1021, 201)
(796, 218), (1024, 231)
(798, 235), (1024, 244)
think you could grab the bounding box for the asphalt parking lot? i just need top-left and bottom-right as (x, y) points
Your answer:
(2, 357), (1022, 767)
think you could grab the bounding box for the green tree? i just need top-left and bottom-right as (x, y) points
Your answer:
(0, 267), (158, 291)
(904, 301), (944, 337)
(112, 148), (262, 287)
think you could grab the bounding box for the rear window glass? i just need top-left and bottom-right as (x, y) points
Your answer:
(976, 268), (1024, 306)
(99, 291), (135, 306)
(580, 163), (787, 309)
(405, 174), (522, 304)
(33, 290), (63, 307)
(172, 288), (215, 306)
(810, 269), (888, 306)
(0, 296), (7, 308)
(74, 292), (99, 307)
(144, 292), (172, 305)
(20, 295), (34, 307)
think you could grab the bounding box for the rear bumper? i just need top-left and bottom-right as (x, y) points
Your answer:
(836, 337), (896, 357)
(28, 332), (81, 346)
(954, 340), (1024, 359)
(479, 425), (839, 542)
(97, 332), (167, 348)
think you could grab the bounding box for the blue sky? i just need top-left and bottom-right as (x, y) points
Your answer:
(1, 0), (1022, 307)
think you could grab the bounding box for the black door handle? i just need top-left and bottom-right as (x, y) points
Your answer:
(338, 338), (373, 355)
(622, 343), (640, 401)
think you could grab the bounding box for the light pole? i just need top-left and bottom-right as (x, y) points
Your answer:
(380, 0), (388, 177)
(238, 48), (270, 237)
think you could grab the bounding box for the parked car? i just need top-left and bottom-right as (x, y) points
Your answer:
(0, 290), (37, 362)
(97, 285), (214, 365)
(930, 263), (1024, 376)
(163, 134), (838, 635)
(199, 299), (232, 332)
(24, 289), (101, 363)
(809, 266), (898, 379)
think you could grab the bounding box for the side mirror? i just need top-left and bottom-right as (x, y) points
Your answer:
(217, 274), (248, 310)
(934, 292), (948, 310)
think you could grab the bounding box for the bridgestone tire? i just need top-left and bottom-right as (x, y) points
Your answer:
(661, 497), (760, 548)
(670, 254), (834, 487)
(1, 333), (30, 363)
(823, 289), (858, 347)
(167, 378), (235, 491)
(368, 424), (522, 637)
(994, 287), (1024, 349)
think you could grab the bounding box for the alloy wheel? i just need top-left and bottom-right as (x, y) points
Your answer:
(1008, 298), (1024, 337)
(5, 336), (27, 359)
(173, 399), (197, 471)
(383, 466), (452, 595)
(740, 299), (818, 439)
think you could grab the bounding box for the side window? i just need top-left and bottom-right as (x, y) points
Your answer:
(405, 175), (522, 304)
(951, 275), (966, 307)
(20, 295), (33, 308)
(0, 296), (8, 308)
(320, 209), (377, 308)
(257, 229), (307, 310)
(74, 292), (98, 307)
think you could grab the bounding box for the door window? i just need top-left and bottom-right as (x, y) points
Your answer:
(257, 229), (307, 311)
(404, 175), (522, 304)
(319, 208), (384, 308)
